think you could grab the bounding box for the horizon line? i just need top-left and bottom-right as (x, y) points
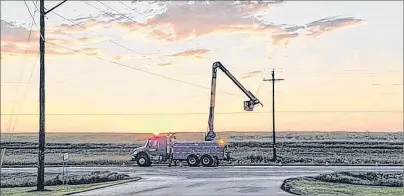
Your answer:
(1, 130), (403, 134)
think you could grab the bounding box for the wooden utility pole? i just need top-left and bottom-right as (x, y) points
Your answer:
(263, 69), (284, 161)
(37, 0), (67, 191)
(37, 0), (46, 190)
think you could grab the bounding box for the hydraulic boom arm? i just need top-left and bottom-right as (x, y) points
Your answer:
(205, 61), (263, 141)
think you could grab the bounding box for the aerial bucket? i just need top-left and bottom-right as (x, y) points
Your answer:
(205, 130), (216, 141)
(244, 100), (254, 111)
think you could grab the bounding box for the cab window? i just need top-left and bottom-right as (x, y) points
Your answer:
(158, 139), (166, 149)
(148, 140), (158, 148)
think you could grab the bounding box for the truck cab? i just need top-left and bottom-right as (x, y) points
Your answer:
(131, 135), (171, 167)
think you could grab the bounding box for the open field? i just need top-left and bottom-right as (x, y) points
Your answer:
(0, 132), (403, 166)
(281, 171), (404, 195)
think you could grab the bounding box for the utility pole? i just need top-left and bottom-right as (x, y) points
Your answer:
(37, 0), (45, 190)
(263, 69), (284, 161)
(37, 0), (67, 191)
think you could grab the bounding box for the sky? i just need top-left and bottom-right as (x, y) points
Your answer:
(1, 0), (403, 133)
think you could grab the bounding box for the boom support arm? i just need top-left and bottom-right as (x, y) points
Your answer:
(205, 62), (263, 141)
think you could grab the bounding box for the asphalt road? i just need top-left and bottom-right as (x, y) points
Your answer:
(2, 166), (402, 196)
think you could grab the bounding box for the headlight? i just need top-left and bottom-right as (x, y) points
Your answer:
(132, 151), (138, 156)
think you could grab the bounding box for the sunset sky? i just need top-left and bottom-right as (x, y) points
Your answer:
(1, 1), (403, 133)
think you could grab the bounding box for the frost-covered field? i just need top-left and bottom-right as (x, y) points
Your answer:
(1, 132), (402, 166)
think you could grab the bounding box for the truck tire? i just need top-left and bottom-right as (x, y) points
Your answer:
(211, 156), (219, 167)
(136, 153), (150, 167)
(145, 160), (152, 167)
(168, 154), (172, 167)
(201, 155), (214, 167)
(187, 154), (200, 167)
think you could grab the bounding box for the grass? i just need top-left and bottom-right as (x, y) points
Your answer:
(0, 178), (140, 196)
(313, 172), (403, 187)
(281, 172), (404, 195)
(283, 179), (404, 195)
(1, 132), (403, 166)
(1, 171), (132, 188)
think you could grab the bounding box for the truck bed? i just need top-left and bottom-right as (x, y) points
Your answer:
(172, 141), (220, 146)
(171, 141), (225, 160)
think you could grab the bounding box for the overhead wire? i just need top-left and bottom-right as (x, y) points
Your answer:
(10, 52), (40, 134)
(23, 0), (38, 27)
(50, 11), (139, 54)
(6, 0), (39, 139)
(1, 110), (402, 116)
(96, 1), (140, 23)
(85, 0), (164, 62)
(93, 0), (219, 68)
(44, 41), (241, 97)
(49, 3), (243, 97)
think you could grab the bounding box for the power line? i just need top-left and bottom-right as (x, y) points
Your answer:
(87, 0), (160, 62)
(6, 0), (39, 137)
(47, 5), (241, 97)
(23, 0), (38, 27)
(96, 1), (136, 23)
(9, 52), (40, 134)
(93, 0), (213, 69)
(32, 0), (39, 11)
(82, 1), (120, 18)
(1, 110), (402, 116)
(50, 11), (139, 54)
(50, 3), (180, 72)
(44, 41), (242, 97)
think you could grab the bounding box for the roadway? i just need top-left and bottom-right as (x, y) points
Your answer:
(2, 166), (402, 195)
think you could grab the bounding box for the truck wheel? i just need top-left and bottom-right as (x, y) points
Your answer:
(145, 160), (152, 167)
(187, 154), (200, 167)
(214, 156), (219, 167)
(136, 154), (150, 167)
(201, 155), (214, 167)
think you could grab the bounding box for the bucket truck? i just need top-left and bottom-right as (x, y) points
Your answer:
(130, 61), (262, 167)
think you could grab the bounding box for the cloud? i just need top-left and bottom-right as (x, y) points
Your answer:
(33, 1), (363, 47)
(0, 20), (39, 44)
(270, 16), (364, 45)
(1, 19), (105, 58)
(304, 16), (365, 38)
(271, 32), (299, 46)
(49, 19), (112, 34)
(1, 2), (365, 58)
(112, 55), (123, 61)
(157, 62), (172, 67)
(142, 1), (283, 42)
(282, 25), (306, 33)
(1, 41), (101, 57)
(168, 49), (210, 58)
(124, 2), (363, 44)
(241, 70), (261, 79)
(80, 48), (102, 56)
